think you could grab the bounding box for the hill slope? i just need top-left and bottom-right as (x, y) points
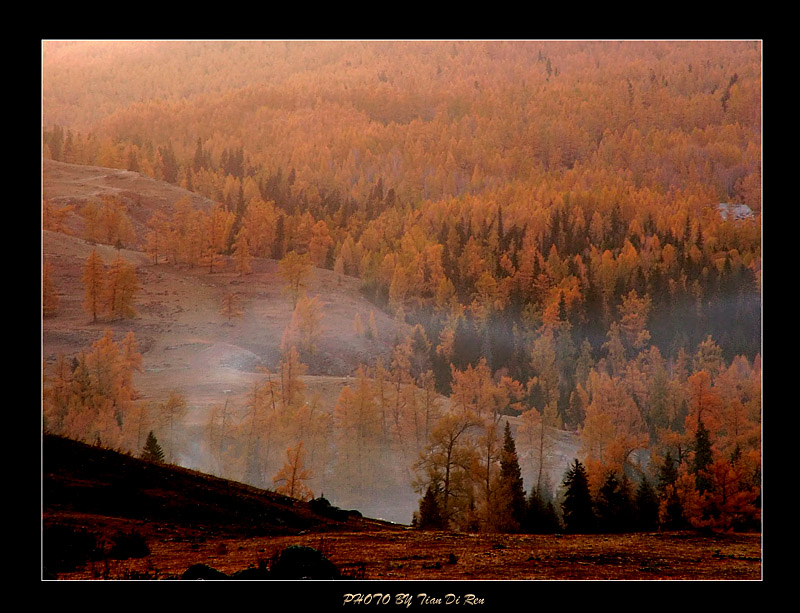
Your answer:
(43, 433), (393, 536)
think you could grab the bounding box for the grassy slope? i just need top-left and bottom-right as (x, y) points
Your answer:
(42, 433), (393, 537)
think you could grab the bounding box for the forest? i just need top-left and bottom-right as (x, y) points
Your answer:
(42, 40), (761, 536)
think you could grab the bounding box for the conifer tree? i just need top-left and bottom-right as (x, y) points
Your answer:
(497, 421), (527, 532)
(595, 470), (634, 533)
(634, 477), (660, 532)
(279, 250), (312, 308)
(657, 450), (686, 529)
(692, 419), (714, 495)
(272, 441), (314, 501)
(141, 430), (164, 463)
(157, 391), (188, 463)
(416, 484), (445, 530)
(82, 249), (105, 323)
(561, 459), (595, 533)
(232, 227), (253, 277)
(104, 254), (139, 320)
(220, 292), (244, 323)
(523, 485), (561, 534)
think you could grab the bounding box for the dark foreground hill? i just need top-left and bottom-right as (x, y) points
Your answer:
(42, 434), (400, 579)
(43, 434), (393, 536)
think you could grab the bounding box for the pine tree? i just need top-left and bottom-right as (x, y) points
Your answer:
(692, 419), (714, 495)
(561, 459), (595, 533)
(595, 470), (634, 533)
(232, 228), (253, 277)
(497, 421), (527, 532)
(141, 431), (164, 463)
(523, 485), (561, 534)
(657, 450), (679, 495)
(657, 450), (685, 530)
(634, 477), (660, 532)
(416, 484), (445, 530)
(279, 250), (312, 308)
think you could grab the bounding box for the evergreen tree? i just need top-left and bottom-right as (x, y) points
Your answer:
(157, 141), (179, 184)
(417, 484), (445, 530)
(657, 450), (679, 495)
(595, 471), (634, 533)
(634, 477), (660, 532)
(560, 459), (595, 533)
(498, 421), (527, 532)
(692, 419), (713, 495)
(657, 451), (686, 530)
(141, 431), (164, 463)
(523, 485), (561, 534)
(452, 316), (481, 369)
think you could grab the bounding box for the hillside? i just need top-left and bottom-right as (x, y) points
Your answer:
(43, 433), (385, 534)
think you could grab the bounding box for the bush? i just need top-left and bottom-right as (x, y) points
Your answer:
(270, 545), (341, 580)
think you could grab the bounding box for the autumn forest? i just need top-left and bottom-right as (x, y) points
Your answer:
(42, 40), (761, 549)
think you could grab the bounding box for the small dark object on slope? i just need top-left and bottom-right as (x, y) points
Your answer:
(182, 563), (230, 580)
(270, 545), (341, 579)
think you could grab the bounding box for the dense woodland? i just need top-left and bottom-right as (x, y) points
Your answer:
(42, 40), (761, 534)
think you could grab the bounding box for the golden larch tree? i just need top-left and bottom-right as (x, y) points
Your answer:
(279, 250), (312, 308)
(220, 291), (244, 323)
(145, 210), (170, 264)
(283, 294), (324, 356)
(157, 391), (188, 463)
(272, 440), (314, 501)
(232, 227), (253, 277)
(104, 254), (139, 320)
(82, 249), (105, 323)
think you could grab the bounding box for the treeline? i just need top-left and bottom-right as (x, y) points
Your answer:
(414, 424), (759, 536)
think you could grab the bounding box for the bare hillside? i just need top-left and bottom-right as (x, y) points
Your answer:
(43, 159), (217, 243)
(42, 228), (399, 412)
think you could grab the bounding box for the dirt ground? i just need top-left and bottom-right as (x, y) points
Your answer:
(51, 527), (761, 581)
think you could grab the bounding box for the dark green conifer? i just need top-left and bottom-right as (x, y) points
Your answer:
(657, 451), (686, 530)
(561, 459), (595, 533)
(595, 471), (634, 533)
(523, 485), (561, 534)
(634, 477), (660, 532)
(692, 420), (713, 494)
(498, 422), (527, 532)
(417, 485), (445, 530)
(141, 431), (165, 463)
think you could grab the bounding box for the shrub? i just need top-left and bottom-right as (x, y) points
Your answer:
(108, 529), (150, 559)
